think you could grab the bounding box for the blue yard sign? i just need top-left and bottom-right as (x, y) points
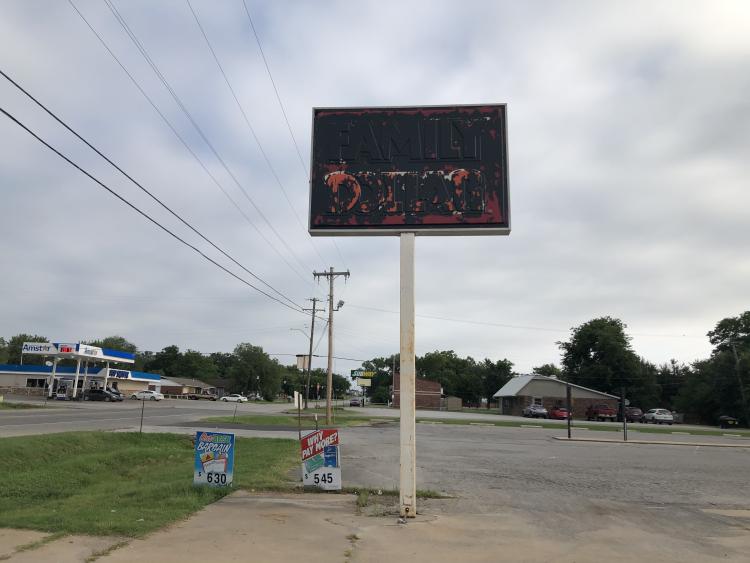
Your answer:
(194, 431), (235, 487)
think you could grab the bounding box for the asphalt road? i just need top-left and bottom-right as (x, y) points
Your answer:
(0, 398), (288, 437)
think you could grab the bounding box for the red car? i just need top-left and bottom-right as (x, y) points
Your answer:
(549, 406), (570, 420)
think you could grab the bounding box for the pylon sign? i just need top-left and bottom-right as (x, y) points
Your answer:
(309, 105), (510, 236)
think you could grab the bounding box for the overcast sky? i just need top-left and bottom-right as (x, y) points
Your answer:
(1, 0), (748, 378)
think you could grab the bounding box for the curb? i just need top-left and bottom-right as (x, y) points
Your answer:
(553, 436), (750, 448)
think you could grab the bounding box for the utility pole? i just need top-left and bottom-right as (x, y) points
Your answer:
(313, 267), (350, 424)
(302, 298), (322, 410)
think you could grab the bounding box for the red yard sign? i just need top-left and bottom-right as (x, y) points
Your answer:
(300, 429), (339, 461)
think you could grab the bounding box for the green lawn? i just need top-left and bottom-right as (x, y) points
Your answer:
(204, 413), (392, 428)
(417, 417), (750, 437)
(0, 401), (41, 410)
(0, 432), (299, 536)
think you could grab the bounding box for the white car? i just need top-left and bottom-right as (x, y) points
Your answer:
(130, 390), (164, 401)
(221, 394), (248, 403)
(642, 408), (674, 425)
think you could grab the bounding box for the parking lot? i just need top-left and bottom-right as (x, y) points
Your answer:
(2, 398), (749, 560)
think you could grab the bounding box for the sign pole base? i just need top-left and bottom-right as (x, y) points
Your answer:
(399, 233), (417, 518)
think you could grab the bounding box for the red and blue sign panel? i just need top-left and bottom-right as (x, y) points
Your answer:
(194, 431), (235, 487)
(309, 105), (510, 236)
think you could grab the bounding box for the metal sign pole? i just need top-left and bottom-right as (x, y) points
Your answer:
(399, 232), (417, 518)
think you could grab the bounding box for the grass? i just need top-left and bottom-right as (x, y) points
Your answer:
(416, 417), (750, 437)
(0, 431), (299, 537)
(203, 413), (394, 429)
(0, 402), (41, 410)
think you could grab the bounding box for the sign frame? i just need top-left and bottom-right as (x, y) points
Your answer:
(193, 431), (235, 487)
(308, 104), (510, 237)
(300, 429), (342, 491)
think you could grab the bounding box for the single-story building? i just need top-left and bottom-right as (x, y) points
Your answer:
(159, 377), (216, 396)
(392, 373), (442, 409)
(0, 364), (160, 396)
(493, 374), (619, 417)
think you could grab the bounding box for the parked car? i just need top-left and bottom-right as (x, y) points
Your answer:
(221, 394), (248, 403)
(84, 388), (123, 402)
(106, 387), (124, 400)
(349, 398), (361, 407)
(522, 404), (548, 418)
(623, 407), (643, 423)
(548, 406), (570, 420)
(718, 415), (739, 429)
(641, 408), (674, 425)
(130, 390), (164, 401)
(188, 392), (217, 401)
(586, 404), (617, 422)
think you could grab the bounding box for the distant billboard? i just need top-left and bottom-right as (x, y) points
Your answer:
(309, 105), (509, 236)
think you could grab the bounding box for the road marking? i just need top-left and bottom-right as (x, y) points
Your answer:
(469, 423), (495, 427)
(671, 431), (690, 435)
(722, 433), (742, 437)
(520, 424), (542, 428)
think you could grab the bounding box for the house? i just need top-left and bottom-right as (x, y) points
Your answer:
(159, 377), (216, 396)
(392, 373), (442, 409)
(493, 374), (618, 417)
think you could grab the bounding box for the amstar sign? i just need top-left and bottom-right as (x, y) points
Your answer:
(309, 105), (510, 236)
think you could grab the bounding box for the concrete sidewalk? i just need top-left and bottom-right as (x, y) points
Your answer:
(3, 492), (749, 562)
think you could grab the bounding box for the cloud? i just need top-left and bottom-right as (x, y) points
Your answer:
(1, 0), (748, 375)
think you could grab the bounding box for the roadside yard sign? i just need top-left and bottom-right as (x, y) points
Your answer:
(310, 105), (509, 517)
(194, 431), (235, 487)
(301, 428), (341, 490)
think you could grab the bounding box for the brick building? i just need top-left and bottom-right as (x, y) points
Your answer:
(392, 373), (442, 409)
(493, 374), (618, 417)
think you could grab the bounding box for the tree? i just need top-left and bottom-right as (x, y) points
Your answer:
(142, 345), (182, 379)
(172, 350), (218, 383)
(5, 334), (49, 364)
(532, 363), (562, 378)
(84, 335), (137, 353)
(231, 343), (282, 400)
(0, 337), (8, 364)
(480, 358), (514, 406)
(558, 317), (639, 395)
(706, 312), (750, 425)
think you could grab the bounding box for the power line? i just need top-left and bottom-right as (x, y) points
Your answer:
(240, 0), (306, 176)
(186, 0), (329, 268)
(239, 1), (348, 270)
(101, 0), (316, 283)
(66, 0), (312, 289)
(0, 107), (303, 315)
(0, 68), (301, 311)
(347, 304), (705, 338)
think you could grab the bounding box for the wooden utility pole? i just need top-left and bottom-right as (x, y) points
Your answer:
(313, 267), (350, 424)
(302, 298), (322, 409)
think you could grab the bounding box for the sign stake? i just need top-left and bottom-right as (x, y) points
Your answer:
(400, 232), (417, 518)
(139, 399), (145, 434)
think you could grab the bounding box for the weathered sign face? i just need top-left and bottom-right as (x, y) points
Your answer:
(309, 105), (509, 236)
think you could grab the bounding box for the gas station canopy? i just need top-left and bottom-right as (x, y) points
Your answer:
(21, 342), (135, 364)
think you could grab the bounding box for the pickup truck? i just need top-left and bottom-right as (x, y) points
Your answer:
(188, 392), (217, 401)
(586, 403), (617, 421)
